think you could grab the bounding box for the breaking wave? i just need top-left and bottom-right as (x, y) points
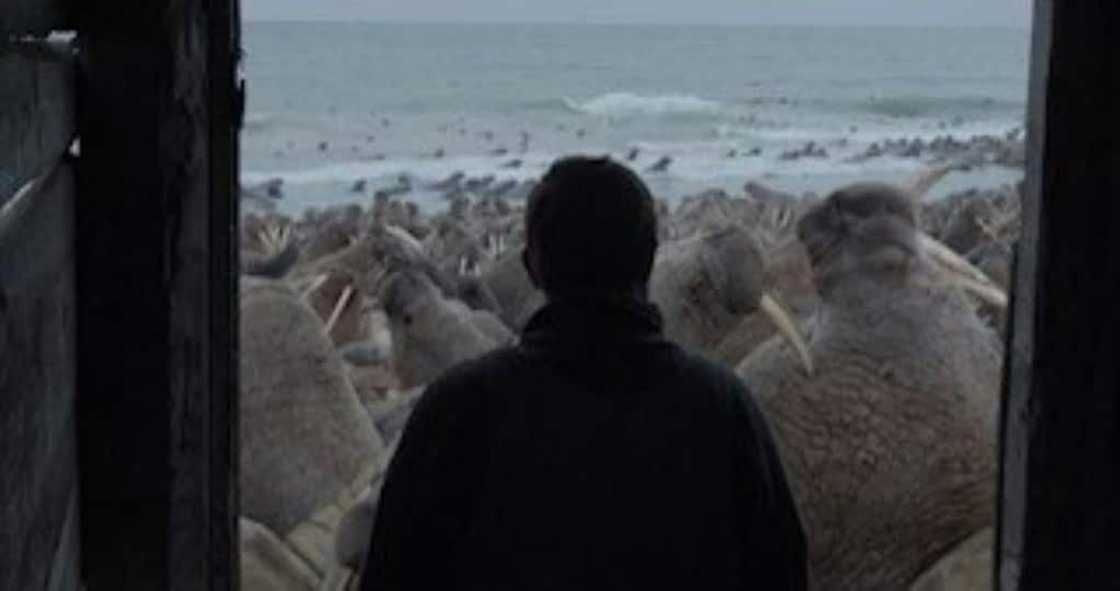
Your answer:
(562, 92), (724, 117)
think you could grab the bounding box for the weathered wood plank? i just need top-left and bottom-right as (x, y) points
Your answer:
(997, 0), (1120, 589)
(207, 0), (244, 587)
(0, 0), (72, 35)
(0, 163), (80, 591)
(47, 488), (82, 591)
(77, 0), (239, 589)
(0, 54), (76, 207)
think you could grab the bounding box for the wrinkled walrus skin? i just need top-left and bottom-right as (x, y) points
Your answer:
(737, 184), (1002, 590)
(240, 279), (386, 534)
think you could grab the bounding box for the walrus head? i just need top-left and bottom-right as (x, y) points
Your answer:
(800, 181), (1007, 309)
(798, 182), (920, 294)
(379, 268), (441, 329)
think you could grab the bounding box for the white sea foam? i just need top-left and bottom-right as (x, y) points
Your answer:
(242, 152), (557, 187)
(243, 112), (278, 132)
(563, 92), (723, 117)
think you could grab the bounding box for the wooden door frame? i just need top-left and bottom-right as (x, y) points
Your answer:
(76, 0), (240, 588)
(68, 0), (1120, 588)
(996, 0), (1120, 589)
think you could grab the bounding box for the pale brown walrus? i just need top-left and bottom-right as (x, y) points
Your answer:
(736, 182), (1006, 589)
(240, 278), (386, 535)
(380, 268), (511, 389)
(649, 224), (811, 371)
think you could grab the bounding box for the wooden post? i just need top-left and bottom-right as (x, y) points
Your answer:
(997, 0), (1120, 588)
(2, 4), (80, 589)
(76, 0), (239, 588)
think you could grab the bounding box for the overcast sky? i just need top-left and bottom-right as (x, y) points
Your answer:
(244, 0), (1032, 28)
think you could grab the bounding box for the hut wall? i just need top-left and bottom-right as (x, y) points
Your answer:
(0, 3), (81, 588)
(998, 0), (1120, 589)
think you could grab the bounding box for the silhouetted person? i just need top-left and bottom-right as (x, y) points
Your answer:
(361, 156), (807, 590)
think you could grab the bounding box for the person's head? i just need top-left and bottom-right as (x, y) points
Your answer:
(522, 156), (659, 300)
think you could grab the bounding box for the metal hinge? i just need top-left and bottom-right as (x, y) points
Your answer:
(0, 30), (78, 63)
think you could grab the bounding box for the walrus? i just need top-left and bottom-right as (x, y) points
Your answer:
(325, 439), (401, 591)
(300, 269), (367, 346)
(704, 191), (820, 367)
(293, 223), (457, 303)
(664, 192), (737, 240)
(456, 274), (503, 315)
(939, 197), (998, 255)
(966, 240), (1013, 337)
(239, 517), (320, 591)
(475, 222), (811, 375)
(647, 155), (672, 172)
(242, 218), (301, 279)
(423, 217), (488, 278)
(710, 233), (819, 367)
(240, 278), (386, 534)
(426, 171), (464, 193)
(736, 182), (1006, 589)
(650, 224), (813, 373)
(380, 269), (509, 388)
(298, 219), (359, 266)
(485, 179), (518, 198)
(480, 248), (545, 331)
(332, 486), (379, 578)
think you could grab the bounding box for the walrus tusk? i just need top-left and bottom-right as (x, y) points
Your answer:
(277, 223), (291, 249)
(256, 227), (276, 254)
(903, 164), (954, 199)
(319, 567), (358, 591)
(918, 232), (1009, 309)
(325, 285), (355, 335)
(485, 234), (498, 260)
(759, 293), (815, 377)
(260, 221), (290, 255)
(368, 266), (390, 292)
(301, 273), (330, 300)
(979, 210), (1019, 241)
(947, 274), (1009, 310)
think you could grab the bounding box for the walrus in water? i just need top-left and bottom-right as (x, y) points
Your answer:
(736, 182), (1007, 589)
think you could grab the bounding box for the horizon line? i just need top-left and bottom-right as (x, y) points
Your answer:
(242, 18), (1030, 31)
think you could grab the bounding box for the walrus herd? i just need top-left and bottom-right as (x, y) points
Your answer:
(238, 167), (1019, 590)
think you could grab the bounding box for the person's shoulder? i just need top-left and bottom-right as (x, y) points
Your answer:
(439, 344), (520, 383)
(663, 346), (779, 452)
(666, 343), (750, 397)
(401, 347), (521, 435)
(420, 346), (521, 404)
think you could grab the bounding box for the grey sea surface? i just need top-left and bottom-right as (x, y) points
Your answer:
(241, 22), (1030, 214)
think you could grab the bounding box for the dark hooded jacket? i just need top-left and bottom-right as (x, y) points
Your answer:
(361, 296), (807, 591)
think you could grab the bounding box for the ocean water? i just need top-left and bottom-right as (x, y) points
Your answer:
(241, 22), (1030, 214)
